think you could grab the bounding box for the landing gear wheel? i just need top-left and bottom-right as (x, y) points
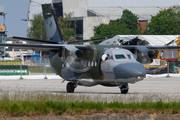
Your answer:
(120, 84), (129, 94)
(66, 82), (75, 93)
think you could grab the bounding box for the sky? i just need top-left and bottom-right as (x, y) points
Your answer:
(0, 0), (29, 37)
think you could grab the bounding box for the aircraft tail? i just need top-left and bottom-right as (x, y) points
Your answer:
(42, 4), (64, 44)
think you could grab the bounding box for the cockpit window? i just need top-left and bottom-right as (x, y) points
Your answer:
(115, 54), (126, 59)
(127, 54), (131, 59)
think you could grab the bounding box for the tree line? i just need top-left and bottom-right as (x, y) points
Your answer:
(27, 5), (180, 41)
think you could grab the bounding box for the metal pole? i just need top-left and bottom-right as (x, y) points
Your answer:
(27, 0), (31, 30)
(20, 64), (23, 79)
(166, 62), (170, 77)
(40, 51), (42, 64)
(3, 36), (5, 56)
(44, 63), (47, 79)
(3, 13), (5, 27)
(3, 13), (6, 57)
(1, 35), (4, 58)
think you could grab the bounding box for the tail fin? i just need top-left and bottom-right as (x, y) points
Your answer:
(42, 4), (64, 44)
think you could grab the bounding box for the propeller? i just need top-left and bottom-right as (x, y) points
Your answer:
(61, 45), (95, 73)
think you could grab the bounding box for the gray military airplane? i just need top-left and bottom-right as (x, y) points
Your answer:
(0, 4), (180, 94)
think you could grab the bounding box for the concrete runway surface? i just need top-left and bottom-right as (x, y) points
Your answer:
(0, 76), (180, 102)
(0, 77), (180, 94)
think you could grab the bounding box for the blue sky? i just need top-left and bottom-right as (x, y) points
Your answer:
(0, 1), (29, 37)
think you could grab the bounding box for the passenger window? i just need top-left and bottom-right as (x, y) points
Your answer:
(91, 61), (94, 66)
(95, 61), (97, 66)
(88, 61), (91, 67)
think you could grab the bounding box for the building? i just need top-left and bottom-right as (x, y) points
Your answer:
(28, 0), (180, 40)
(0, 5), (6, 57)
(28, 0), (109, 40)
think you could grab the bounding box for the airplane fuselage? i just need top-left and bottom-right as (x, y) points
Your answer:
(50, 45), (146, 87)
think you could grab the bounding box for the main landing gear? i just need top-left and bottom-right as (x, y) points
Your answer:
(119, 83), (129, 94)
(66, 81), (77, 93)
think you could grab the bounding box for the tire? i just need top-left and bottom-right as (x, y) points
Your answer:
(66, 82), (75, 93)
(120, 84), (129, 94)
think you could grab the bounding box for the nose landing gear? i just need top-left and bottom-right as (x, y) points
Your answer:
(119, 83), (129, 94)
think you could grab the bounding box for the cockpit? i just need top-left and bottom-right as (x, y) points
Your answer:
(100, 48), (146, 81)
(101, 48), (136, 61)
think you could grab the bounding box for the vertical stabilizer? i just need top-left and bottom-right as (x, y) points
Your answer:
(42, 4), (64, 43)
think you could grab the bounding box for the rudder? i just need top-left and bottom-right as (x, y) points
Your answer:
(42, 4), (64, 44)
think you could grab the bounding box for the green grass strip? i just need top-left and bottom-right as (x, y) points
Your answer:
(29, 66), (52, 73)
(0, 100), (180, 115)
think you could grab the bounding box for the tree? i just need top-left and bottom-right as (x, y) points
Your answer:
(57, 12), (77, 41)
(119, 9), (141, 35)
(92, 9), (141, 43)
(92, 22), (131, 39)
(27, 13), (47, 40)
(145, 5), (180, 35)
(5, 53), (10, 57)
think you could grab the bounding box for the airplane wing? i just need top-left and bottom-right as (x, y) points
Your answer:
(1, 42), (180, 51)
(122, 45), (180, 51)
(146, 46), (180, 51)
(8, 36), (59, 44)
(67, 38), (106, 44)
(8, 36), (106, 45)
(0, 43), (91, 51)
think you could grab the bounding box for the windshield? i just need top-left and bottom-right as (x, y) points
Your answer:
(127, 54), (131, 59)
(115, 54), (126, 59)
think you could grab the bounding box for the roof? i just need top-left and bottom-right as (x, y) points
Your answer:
(99, 35), (180, 46)
(88, 0), (180, 7)
(88, 6), (169, 21)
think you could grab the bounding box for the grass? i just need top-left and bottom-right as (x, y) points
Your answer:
(0, 90), (180, 116)
(29, 66), (53, 73)
(1, 98), (180, 116)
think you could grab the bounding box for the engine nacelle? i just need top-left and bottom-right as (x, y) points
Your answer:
(75, 49), (83, 58)
(136, 48), (155, 64)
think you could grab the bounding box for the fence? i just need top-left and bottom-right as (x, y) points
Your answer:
(146, 61), (180, 75)
(0, 65), (29, 75)
(1, 58), (180, 78)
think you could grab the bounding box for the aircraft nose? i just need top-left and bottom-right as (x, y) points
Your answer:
(113, 62), (146, 79)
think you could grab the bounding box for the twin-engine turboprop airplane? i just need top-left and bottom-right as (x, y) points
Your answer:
(0, 4), (180, 94)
